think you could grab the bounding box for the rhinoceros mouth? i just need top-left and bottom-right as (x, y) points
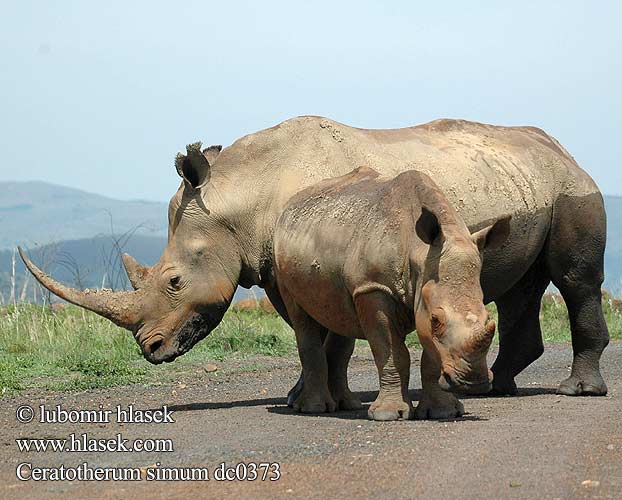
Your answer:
(143, 310), (221, 365)
(438, 368), (493, 394)
(172, 307), (226, 357)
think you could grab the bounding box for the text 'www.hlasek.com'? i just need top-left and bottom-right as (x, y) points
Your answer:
(14, 404), (281, 482)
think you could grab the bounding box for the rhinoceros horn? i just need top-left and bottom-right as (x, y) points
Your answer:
(18, 247), (143, 330)
(121, 253), (150, 290)
(473, 320), (496, 353)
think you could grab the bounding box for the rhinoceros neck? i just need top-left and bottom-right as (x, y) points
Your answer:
(200, 168), (289, 288)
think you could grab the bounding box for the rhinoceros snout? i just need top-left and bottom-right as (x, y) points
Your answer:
(439, 369), (493, 395)
(145, 338), (163, 355)
(141, 336), (180, 365)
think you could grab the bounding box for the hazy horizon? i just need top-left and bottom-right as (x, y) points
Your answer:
(1, 2), (621, 201)
(3, 177), (622, 205)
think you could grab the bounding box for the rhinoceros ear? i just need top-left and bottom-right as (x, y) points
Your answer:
(202, 145), (222, 165)
(175, 141), (211, 188)
(416, 206), (442, 245)
(471, 214), (512, 251)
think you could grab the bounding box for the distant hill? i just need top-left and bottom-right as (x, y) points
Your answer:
(0, 181), (167, 249)
(0, 235), (167, 302)
(0, 182), (262, 303)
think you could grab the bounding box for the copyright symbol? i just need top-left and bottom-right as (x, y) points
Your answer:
(16, 405), (34, 423)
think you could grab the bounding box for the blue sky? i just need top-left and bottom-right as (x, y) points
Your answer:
(0, 1), (620, 201)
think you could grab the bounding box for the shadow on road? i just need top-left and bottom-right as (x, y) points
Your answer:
(164, 386), (558, 415)
(461, 386), (559, 399)
(266, 404), (488, 422)
(168, 396), (287, 412)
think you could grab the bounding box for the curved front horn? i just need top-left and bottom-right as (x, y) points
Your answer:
(19, 247), (143, 330)
(466, 319), (496, 354)
(121, 253), (150, 290)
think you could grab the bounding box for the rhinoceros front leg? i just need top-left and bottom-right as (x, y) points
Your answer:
(265, 285), (318, 407)
(415, 348), (465, 420)
(286, 374), (305, 408)
(279, 288), (336, 414)
(286, 331), (359, 409)
(355, 291), (413, 421)
(325, 332), (362, 410)
(489, 253), (549, 395)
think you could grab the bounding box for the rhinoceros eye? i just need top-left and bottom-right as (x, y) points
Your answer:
(169, 276), (181, 289)
(431, 314), (441, 330)
(430, 310), (446, 336)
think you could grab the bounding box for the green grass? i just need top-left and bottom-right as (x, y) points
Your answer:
(1, 293), (620, 397)
(403, 293), (622, 347)
(485, 292), (621, 343)
(0, 305), (295, 397)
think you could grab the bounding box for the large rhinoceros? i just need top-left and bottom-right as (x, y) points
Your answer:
(20, 116), (609, 402)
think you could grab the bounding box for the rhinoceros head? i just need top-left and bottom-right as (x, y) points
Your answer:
(414, 207), (512, 393)
(20, 142), (242, 364)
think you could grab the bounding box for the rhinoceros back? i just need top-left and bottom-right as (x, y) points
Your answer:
(217, 116), (602, 299)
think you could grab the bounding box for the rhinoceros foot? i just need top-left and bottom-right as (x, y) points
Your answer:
(334, 393), (363, 411)
(328, 381), (363, 411)
(286, 374), (304, 408)
(368, 399), (413, 421)
(557, 373), (608, 396)
(489, 376), (519, 396)
(414, 392), (465, 420)
(293, 388), (337, 414)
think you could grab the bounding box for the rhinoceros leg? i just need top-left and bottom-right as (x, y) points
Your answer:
(286, 331), (357, 408)
(355, 291), (413, 421)
(548, 193), (609, 396)
(325, 333), (362, 410)
(286, 374), (305, 408)
(415, 348), (465, 419)
(490, 255), (549, 395)
(554, 286), (609, 395)
(264, 285), (310, 407)
(278, 288), (337, 413)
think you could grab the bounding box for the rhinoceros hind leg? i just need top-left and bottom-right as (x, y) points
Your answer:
(553, 284), (608, 396)
(490, 254), (549, 395)
(557, 371), (607, 396)
(548, 192), (609, 396)
(325, 332), (362, 410)
(415, 349), (465, 419)
(355, 291), (413, 421)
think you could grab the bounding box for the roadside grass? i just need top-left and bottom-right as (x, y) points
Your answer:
(0, 305), (295, 397)
(486, 291), (622, 343)
(1, 293), (620, 396)
(404, 293), (621, 347)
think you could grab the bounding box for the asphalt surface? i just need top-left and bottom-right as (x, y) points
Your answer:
(1, 342), (620, 500)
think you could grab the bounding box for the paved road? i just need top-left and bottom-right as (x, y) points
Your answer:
(1, 343), (620, 499)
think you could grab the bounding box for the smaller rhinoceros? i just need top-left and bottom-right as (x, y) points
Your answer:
(274, 166), (510, 420)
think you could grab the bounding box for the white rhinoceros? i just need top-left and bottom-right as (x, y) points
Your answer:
(21, 116), (609, 414)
